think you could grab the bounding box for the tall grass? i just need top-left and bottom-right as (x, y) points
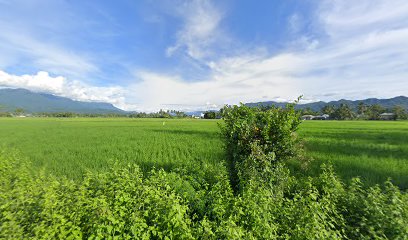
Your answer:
(295, 120), (408, 189)
(0, 118), (407, 189)
(0, 118), (223, 179)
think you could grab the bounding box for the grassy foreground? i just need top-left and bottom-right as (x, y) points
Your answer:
(0, 118), (223, 179)
(0, 118), (407, 188)
(297, 120), (408, 189)
(1, 108), (407, 239)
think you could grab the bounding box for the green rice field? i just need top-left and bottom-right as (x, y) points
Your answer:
(297, 120), (408, 189)
(0, 118), (407, 189)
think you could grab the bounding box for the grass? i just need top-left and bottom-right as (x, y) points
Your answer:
(295, 120), (408, 189)
(0, 118), (407, 189)
(0, 118), (223, 179)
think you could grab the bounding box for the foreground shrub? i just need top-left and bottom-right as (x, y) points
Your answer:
(220, 102), (303, 191)
(221, 103), (301, 163)
(0, 152), (196, 239)
(1, 151), (407, 239)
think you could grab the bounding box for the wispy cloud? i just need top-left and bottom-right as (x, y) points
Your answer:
(130, 0), (408, 110)
(128, 54), (304, 111)
(0, 23), (97, 79)
(319, 0), (408, 38)
(166, 0), (224, 60)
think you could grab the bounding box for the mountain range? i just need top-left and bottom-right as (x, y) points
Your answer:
(1, 88), (407, 114)
(0, 88), (125, 114)
(247, 96), (408, 112)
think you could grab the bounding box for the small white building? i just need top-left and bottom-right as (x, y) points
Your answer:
(313, 114), (330, 120)
(301, 114), (330, 120)
(301, 115), (315, 120)
(379, 113), (396, 120)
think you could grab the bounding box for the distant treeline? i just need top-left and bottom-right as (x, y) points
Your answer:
(299, 103), (407, 120)
(2, 103), (407, 120)
(0, 109), (201, 119)
(0, 106), (227, 119)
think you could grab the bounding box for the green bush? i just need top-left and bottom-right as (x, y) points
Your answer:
(1, 150), (407, 239)
(220, 103), (302, 191)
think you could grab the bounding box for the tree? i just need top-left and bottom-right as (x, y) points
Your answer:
(321, 105), (335, 115)
(203, 111), (216, 119)
(175, 111), (186, 118)
(158, 109), (170, 118)
(357, 102), (368, 115)
(366, 104), (385, 120)
(392, 105), (407, 120)
(301, 107), (317, 116)
(332, 104), (355, 120)
(14, 108), (25, 116)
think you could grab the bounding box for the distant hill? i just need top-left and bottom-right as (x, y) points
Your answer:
(185, 110), (218, 116)
(185, 111), (204, 116)
(246, 96), (408, 112)
(0, 88), (125, 114)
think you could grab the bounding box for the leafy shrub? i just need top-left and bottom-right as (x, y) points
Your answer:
(0, 153), (196, 239)
(1, 150), (407, 239)
(221, 103), (301, 163)
(220, 102), (302, 191)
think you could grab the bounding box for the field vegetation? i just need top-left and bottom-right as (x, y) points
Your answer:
(0, 117), (407, 188)
(0, 107), (407, 238)
(0, 118), (223, 179)
(296, 120), (408, 189)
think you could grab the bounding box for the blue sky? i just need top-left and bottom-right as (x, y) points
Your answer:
(0, 0), (407, 111)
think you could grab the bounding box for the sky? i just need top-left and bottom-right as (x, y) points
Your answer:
(0, 0), (407, 112)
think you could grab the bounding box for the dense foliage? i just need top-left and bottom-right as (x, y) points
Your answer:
(0, 109), (190, 118)
(1, 154), (407, 239)
(203, 111), (217, 119)
(220, 103), (303, 191)
(1, 104), (407, 239)
(302, 103), (407, 120)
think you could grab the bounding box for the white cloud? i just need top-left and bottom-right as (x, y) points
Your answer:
(296, 0), (408, 96)
(1, 0), (407, 112)
(130, 0), (408, 111)
(166, 0), (224, 59)
(320, 0), (408, 38)
(0, 70), (128, 108)
(128, 54), (304, 111)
